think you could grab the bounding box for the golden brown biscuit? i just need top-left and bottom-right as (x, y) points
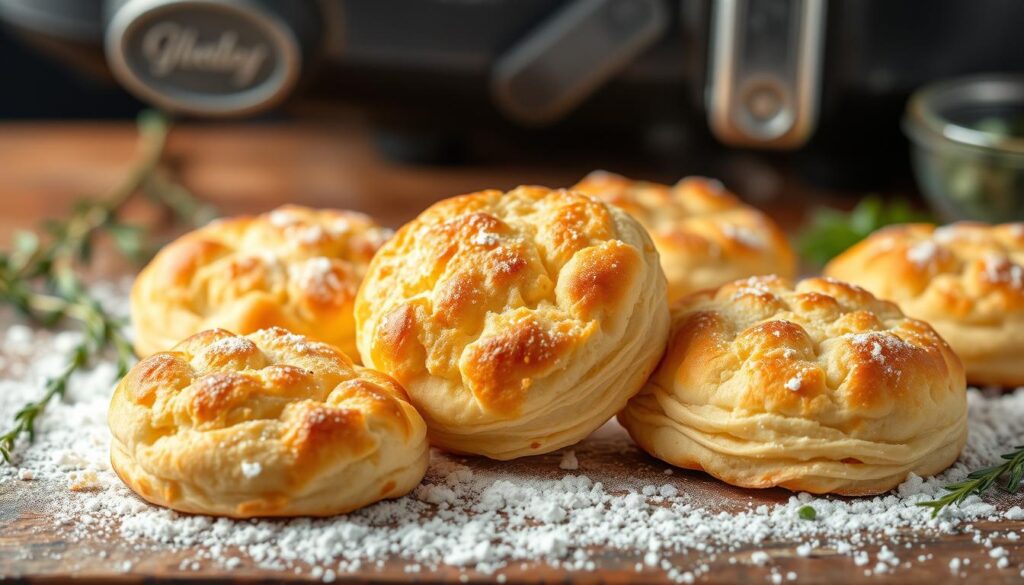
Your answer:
(108, 327), (428, 517)
(355, 185), (670, 459)
(131, 205), (391, 359)
(824, 222), (1024, 387)
(618, 276), (966, 495)
(572, 171), (796, 302)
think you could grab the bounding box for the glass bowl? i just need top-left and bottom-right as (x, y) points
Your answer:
(904, 74), (1024, 222)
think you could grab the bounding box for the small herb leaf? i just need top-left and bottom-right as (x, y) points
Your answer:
(798, 505), (817, 521)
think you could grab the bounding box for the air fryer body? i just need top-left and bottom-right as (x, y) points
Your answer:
(3, 0), (1022, 174)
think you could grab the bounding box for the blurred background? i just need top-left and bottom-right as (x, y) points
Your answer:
(2, 0), (1024, 238)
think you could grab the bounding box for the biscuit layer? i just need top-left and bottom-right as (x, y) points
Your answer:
(619, 276), (967, 495)
(356, 186), (669, 459)
(108, 327), (428, 517)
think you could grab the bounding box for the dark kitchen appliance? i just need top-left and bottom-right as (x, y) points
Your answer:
(3, 0), (1023, 179)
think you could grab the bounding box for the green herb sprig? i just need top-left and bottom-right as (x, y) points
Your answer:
(918, 445), (1024, 518)
(796, 195), (933, 268)
(0, 111), (215, 464)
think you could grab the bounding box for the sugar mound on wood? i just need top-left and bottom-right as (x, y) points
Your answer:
(558, 450), (579, 471)
(2, 281), (1024, 581)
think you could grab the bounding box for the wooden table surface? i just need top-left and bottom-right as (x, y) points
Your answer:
(0, 121), (1021, 584)
(0, 119), (820, 236)
(3, 423), (1024, 585)
(0, 119), (620, 233)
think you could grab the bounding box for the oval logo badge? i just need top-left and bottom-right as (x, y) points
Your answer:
(106, 1), (300, 115)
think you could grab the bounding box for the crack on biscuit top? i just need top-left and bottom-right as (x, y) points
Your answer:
(115, 327), (420, 488)
(145, 205), (389, 329)
(827, 223), (1024, 315)
(362, 186), (648, 414)
(668, 276), (959, 416)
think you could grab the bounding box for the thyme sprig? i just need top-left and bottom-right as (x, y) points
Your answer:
(0, 111), (214, 464)
(918, 445), (1024, 517)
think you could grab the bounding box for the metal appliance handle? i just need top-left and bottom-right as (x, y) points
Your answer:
(707, 0), (826, 149)
(492, 0), (668, 126)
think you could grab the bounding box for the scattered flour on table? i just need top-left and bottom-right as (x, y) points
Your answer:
(1, 282), (1024, 582)
(906, 240), (939, 266)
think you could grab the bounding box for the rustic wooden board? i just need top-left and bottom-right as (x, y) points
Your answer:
(0, 120), (816, 237)
(0, 121), (1021, 584)
(2, 421), (1024, 584)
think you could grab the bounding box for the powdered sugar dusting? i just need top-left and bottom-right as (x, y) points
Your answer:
(933, 226), (960, 244)
(849, 332), (914, 377)
(982, 254), (1024, 289)
(906, 240), (939, 266)
(721, 224), (764, 249)
(297, 224), (328, 245)
(268, 208), (358, 246)
(783, 374), (802, 392)
(470, 230), (500, 247)
(268, 208), (300, 228)
(871, 341), (886, 363)
(204, 335), (256, 357)
(2, 283), (1024, 581)
(240, 461), (262, 479)
(293, 257), (353, 301)
(729, 276), (776, 301)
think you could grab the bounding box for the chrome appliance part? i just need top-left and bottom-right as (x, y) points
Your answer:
(905, 74), (1024, 222)
(491, 0), (668, 126)
(707, 0), (825, 149)
(104, 0), (320, 116)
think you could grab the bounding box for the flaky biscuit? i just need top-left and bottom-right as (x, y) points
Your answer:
(824, 222), (1024, 386)
(355, 186), (669, 460)
(131, 205), (391, 359)
(572, 171), (796, 302)
(619, 276), (966, 495)
(108, 327), (428, 517)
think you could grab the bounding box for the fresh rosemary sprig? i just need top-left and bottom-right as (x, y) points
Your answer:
(0, 257), (137, 463)
(0, 340), (90, 464)
(0, 111), (214, 464)
(918, 445), (1024, 517)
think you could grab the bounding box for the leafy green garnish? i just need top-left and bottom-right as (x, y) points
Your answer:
(918, 445), (1024, 518)
(0, 111), (215, 464)
(797, 196), (933, 268)
(797, 505), (817, 521)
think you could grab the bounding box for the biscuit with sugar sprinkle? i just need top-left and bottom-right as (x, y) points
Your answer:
(825, 222), (1024, 386)
(355, 185), (669, 459)
(619, 275), (966, 495)
(108, 327), (428, 517)
(573, 171), (796, 302)
(131, 205), (390, 359)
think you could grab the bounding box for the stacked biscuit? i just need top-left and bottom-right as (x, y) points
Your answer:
(572, 171), (796, 302)
(824, 222), (1024, 387)
(111, 173), (976, 518)
(618, 276), (965, 495)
